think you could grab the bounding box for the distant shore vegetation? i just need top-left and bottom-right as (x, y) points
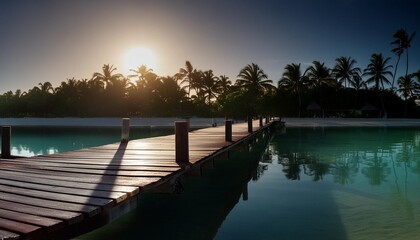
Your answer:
(0, 29), (419, 118)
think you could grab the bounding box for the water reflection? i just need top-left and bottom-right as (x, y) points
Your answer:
(0, 127), (173, 156)
(270, 127), (420, 187)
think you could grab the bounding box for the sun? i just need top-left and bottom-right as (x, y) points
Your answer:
(123, 47), (157, 74)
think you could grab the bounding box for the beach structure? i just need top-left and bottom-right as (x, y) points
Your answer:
(0, 118), (277, 239)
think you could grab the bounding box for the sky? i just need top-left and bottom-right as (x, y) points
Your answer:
(0, 0), (419, 93)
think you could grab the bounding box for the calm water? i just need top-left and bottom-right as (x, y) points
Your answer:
(75, 127), (420, 240)
(0, 127), (173, 156)
(2, 126), (419, 239)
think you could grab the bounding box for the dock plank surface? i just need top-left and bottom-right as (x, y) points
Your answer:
(0, 120), (273, 239)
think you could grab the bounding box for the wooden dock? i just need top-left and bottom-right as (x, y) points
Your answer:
(0, 119), (275, 239)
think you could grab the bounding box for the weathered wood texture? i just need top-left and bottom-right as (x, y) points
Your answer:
(0, 120), (271, 239)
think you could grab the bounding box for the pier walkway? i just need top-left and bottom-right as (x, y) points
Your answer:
(0, 119), (275, 239)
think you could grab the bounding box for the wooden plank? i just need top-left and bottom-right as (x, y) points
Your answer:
(0, 217), (42, 238)
(0, 169), (163, 187)
(0, 171), (139, 195)
(0, 192), (100, 217)
(0, 160), (180, 172)
(0, 208), (64, 232)
(0, 164), (174, 178)
(0, 184), (114, 208)
(0, 178), (128, 203)
(0, 199), (84, 225)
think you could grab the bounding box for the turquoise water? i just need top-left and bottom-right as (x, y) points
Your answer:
(2, 126), (420, 239)
(0, 127), (173, 156)
(76, 127), (420, 240)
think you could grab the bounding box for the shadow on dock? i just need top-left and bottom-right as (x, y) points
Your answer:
(72, 131), (270, 240)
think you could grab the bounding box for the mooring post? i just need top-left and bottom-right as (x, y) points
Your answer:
(175, 121), (189, 163)
(225, 119), (232, 142)
(121, 118), (130, 142)
(1, 126), (11, 159)
(259, 116), (263, 127)
(247, 116), (253, 133)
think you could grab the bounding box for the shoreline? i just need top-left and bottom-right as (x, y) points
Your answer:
(282, 117), (420, 127)
(1, 117), (420, 128)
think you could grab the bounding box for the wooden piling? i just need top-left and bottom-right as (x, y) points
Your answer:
(121, 118), (130, 142)
(175, 121), (189, 163)
(225, 120), (232, 142)
(1, 126), (11, 159)
(247, 116), (253, 133)
(259, 116), (263, 127)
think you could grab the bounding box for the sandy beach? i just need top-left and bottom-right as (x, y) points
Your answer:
(1, 117), (420, 128)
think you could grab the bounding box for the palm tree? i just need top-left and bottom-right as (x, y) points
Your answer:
(236, 63), (273, 95)
(363, 53), (393, 117)
(218, 75), (232, 100)
(278, 63), (307, 117)
(128, 65), (156, 89)
(177, 61), (198, 98)
(306, 61), (333, 90)
(397, 74), (418, 116)
(236, 63), (273, 116)
(92, 64), (123, 88)
(363, 53), (393, 91)
(201, 70), (220, 104)
(391, 29), (416, 88)
(332, 56), (361, 88)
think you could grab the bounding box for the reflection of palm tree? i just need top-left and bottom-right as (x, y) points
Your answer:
(305, 162), (330, 181)
(362, 153), (390, 186)
(278, 63), (307, 117)
(331, 158), (358, 185)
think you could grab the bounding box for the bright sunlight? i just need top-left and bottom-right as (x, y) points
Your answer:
(123, 47), (157, 74)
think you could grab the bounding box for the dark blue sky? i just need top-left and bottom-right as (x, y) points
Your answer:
(0, 0), (419, 93)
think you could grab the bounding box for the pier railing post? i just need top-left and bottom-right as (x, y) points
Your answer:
(175, 121), (189, 163)
(1, 126), (11, 159)
(121, 118), (130, 142)
(247, 116), (253, 133)
(225, 120), (232, 142)
(259, 116), (263, 127)
(265, 116), (269, 124)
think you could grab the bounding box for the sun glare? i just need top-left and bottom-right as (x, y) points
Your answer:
(123, 47), (157, 74)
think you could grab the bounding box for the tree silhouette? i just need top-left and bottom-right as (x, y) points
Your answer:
(278, 63), (307, 117)
(391, 29), (416, 88)
(332, 56), (361, 89)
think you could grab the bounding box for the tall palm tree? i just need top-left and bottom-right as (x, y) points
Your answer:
(332, 56), (361, 88)
(306, 61), (333, 90)
(363, 53), (393, 117)
(236, 63), (273, 95)
(391, 29), (416, 88)
(218, 75), (232, 99)
(236, 63), (273, 116)
(128, 65), (156, 89)
(397, 74), (418, 116)
(363, 53), (393, 91)
(278, 63), (307, 117)
(201, 70), (220, 104)
(92, 64), (123, 88)
(177, 61), (198, 98)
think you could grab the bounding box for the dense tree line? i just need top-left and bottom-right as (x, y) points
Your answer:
(0, 29), (419, 118)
